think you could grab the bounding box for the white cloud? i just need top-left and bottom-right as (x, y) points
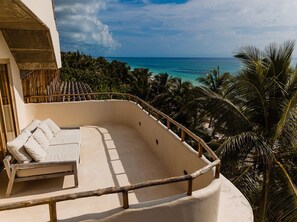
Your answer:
(55, 0), (120, 53)
(54, 0), (297, 56)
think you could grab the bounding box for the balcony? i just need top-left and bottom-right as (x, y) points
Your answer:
(0, 94), (253, 222)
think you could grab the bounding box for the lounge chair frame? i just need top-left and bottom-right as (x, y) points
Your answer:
(3, 155), (78, 197)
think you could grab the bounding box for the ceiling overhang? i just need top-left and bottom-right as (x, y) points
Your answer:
(0, 0), (58, 70)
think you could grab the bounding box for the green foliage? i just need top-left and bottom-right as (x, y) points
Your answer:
(127, 68), (152, 100)
(190, 41), (297, 221)
(60, 51), (131, 92)
(196, 66), (231, 93)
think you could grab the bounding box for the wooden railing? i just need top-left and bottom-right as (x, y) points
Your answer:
(1, 93), (221, 222)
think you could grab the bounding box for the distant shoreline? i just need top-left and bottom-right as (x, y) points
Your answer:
(106, 57), (241, 84)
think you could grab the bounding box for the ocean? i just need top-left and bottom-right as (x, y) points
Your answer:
(106, 57), (297, 85)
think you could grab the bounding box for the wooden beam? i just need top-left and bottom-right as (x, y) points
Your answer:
(122, 191), (129, 209)
(198, 144), (203, 157)
(181, 130), (185, 142)
(10, 48), (52, 52)
(49, 203), (57, 222)
(18, 63), (57, 70)
(187, 178), (193, 196)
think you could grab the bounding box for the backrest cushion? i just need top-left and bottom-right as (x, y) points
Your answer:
(24, 136), (47, 162)
(7, 129), (32, 163)
(33, 129), (49, 150)
(45, 118), (61, 135)
(25, 119), (41, 133)
(38, 121), (54, 140)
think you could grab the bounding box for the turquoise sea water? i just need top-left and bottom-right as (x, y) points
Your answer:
(107, 57), (297, 84)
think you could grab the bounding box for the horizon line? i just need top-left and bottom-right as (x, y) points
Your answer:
(105, 56), (235, 59)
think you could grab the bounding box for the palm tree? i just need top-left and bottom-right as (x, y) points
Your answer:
(190, 41), (297, 221)
(196, 66), (230, 93)
(151, 77), (193, 124)
(147, 73), (173, 100)
(127, 68), (152, 100)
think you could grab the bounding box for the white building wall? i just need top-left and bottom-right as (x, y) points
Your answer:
(0, 31), (27, 130)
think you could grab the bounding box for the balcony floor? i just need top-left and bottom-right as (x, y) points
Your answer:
(0, 124), (183, 221)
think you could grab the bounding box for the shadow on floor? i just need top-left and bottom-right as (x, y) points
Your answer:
(94, 124), (183, 204)
(0, 171), (71, 199)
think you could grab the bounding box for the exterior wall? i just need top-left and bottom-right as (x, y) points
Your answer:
(20, 0), (61, 68)
(97, 179), (221, 222)
(218, 176), (254, 222)
(24, 100), (122, 127)
(0, 31), (27, 129)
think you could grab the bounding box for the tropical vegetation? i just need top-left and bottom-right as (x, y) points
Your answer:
(196, 65), (231, 93)
(190, 41), (297, 221)
(60, 41), (297, 221)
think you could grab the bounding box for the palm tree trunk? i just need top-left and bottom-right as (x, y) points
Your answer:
(261, 166), (270, 222)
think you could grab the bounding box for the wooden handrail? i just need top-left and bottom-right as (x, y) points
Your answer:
(0, 160), (218, 211)
(5, 92), (221, 221)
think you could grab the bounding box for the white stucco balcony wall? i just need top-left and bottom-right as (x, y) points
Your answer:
(21, 100), (253, 222)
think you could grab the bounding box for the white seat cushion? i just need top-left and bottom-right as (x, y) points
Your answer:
(38, 121), (54, 140)
(49, 129), (81, 145)
(24, 136), (47, 162)
(44, 143), (80, 163)
(7, 129), (32, 163)
(33, 129), (49, 150)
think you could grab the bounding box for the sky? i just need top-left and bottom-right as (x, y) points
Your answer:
(54, 0), (297, 57)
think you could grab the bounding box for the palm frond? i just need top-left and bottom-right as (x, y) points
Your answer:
(226, 74), (269, 131)
(265, 41), (295, 83)
(218, 131), (273, 165)
(266, 160), (297, 222)
(273, 99), (293, 141)
(286, 67), (297, 95)
(235, 45), (263, 64)
(279, 112), (297, 149)
(189, 87), (251, 135)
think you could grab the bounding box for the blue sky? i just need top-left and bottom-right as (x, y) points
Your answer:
(54, 0), (297, 57)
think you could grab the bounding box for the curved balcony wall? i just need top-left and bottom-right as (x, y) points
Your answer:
(25, 100), (221, 222)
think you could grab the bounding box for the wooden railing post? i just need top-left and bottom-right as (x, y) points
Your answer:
(187, 178), (193, 196)
(215, 163), (221, 178)
(198, 144), (203, 157)
(167, 119), (170, 129)
(49, 203), (57, 222)
(181, 130), (185, 142)
(122, 190), (129, 209)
